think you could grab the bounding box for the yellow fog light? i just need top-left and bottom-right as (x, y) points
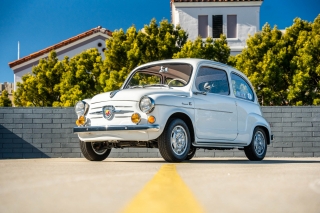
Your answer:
(76, 116), (86, 126)
(148, 115), (156, 124)
(131, 113), (141, 124)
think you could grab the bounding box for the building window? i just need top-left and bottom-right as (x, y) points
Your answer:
(212, 15), (223, 38)
(227, 15), (237, 38)
(198, 15), (208, 38)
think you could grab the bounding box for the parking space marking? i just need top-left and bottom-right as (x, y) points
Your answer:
(122, 164), (204, 213)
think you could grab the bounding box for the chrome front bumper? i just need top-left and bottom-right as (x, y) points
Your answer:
(73, 124), (160, 133)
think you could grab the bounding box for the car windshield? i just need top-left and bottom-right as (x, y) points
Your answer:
(124, 63), (193, 89)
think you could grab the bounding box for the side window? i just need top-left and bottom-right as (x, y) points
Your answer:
(231, 73), (254, 101)
(195, 66), (229, 95)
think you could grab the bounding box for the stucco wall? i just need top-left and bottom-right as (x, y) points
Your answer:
(0, 107), (319, 159)
(172, 5), (260, 54)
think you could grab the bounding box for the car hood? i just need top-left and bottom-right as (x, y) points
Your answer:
(91, 87), (190, 102)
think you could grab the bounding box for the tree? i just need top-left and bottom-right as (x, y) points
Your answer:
(54, 48), (105, 106)
(14, 51), (64, 106)
(231, 15), (319, 106)
(288, 15), (320, 105)
(100, 19), (188, 92)
(0, 90), (12, 107)
(173, 35), (230, 64)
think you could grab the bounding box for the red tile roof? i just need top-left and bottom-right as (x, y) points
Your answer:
(171, 0), (263, 2)
(9, 26), (112, 68)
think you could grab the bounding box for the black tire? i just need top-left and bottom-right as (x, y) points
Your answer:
(79, 140), (111, 161)
(185, 146), (196, 160)
(244, 127), (267, 161)
(158, 118), (191, 162)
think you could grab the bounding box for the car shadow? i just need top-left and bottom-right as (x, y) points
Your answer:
(186, 159), (320, 164)
(104, 158), (320, 164)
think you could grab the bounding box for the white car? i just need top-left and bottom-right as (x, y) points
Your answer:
(74, 58), (273, 162)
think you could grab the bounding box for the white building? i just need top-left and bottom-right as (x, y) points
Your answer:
(0, 82), (14, 101)
(171, 0), (263, 55)
(9, 26), (112, 90)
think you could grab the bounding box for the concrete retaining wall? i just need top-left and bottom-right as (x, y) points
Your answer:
(0, 107), (320, 159)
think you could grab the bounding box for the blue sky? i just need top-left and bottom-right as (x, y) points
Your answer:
(0, 0), (319, 83)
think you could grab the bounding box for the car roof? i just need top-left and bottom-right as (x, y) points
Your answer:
(134, 58), (232, 70)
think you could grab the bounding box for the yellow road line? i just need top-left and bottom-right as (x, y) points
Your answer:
(122, 164), (205, 213)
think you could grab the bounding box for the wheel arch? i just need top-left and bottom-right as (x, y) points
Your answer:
(255, 125), (271, 145)
(166, 112), (195, 144)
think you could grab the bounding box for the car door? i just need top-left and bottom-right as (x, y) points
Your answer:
(193, 66), (238, 141)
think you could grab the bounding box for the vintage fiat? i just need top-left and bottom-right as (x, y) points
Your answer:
(74, 58), (273, 162)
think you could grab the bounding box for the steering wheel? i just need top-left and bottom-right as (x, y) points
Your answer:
(167, 78), (187, 86)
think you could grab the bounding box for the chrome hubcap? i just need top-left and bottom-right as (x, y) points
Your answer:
(91, 142), (108, 155)
(170, 125), (188, 155)
(254, 131), (265, 155)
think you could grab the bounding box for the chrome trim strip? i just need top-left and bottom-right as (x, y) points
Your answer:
(194, 142), (247, 148)
(156, 104), (232, 113)
(156, 104), (193, 110)
(197, 108), (233, 114)
(90, 111), (103, 115)
(73, 124), (160, 133)
(114, 106), (132, 108)
(89, 110), (134, 115)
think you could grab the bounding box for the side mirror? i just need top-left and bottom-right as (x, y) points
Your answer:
(203, 82), (211, 91)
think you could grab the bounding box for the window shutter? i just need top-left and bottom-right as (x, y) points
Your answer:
(227, 15), (237, 38)
(212, 15), (223, 38)
(198, 15), (208, 38)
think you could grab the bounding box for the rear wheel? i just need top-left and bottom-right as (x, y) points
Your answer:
(79, 140), (111, 161)
(244, 127), (267, 161)
(158, 118), (191, 162)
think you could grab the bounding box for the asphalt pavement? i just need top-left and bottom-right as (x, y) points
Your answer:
(0, 158), (319, 213)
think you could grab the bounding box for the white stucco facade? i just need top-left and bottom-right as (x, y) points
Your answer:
(171, 1), (263, 55)
(10, 29), (111, 90)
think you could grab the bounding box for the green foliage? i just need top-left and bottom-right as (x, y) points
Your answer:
(233, 15), (320, 105)
(55, 48), (105, 107)
(14, 49), (105, 107)
(100, 19), (188, 92)
(288, 15), (320, 105)
(14, 51), (63, 106)
(173, 35), (230, 64)
(0, 90), (12, 107)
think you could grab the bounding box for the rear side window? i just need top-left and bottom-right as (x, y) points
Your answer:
(231, 73), (254, 101)
(195, 66), (229, 95)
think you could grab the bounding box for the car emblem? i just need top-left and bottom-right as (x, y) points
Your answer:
(102, 106), (115, 120)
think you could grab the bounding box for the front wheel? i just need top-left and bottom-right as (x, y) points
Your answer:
(185, 146), (196, 160)
(158, 118), (191, 162)
(79, 140), (111, 161)
(244, 127), (267, 161)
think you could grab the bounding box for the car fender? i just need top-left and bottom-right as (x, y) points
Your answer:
(246, 113), (272, 144)
(146, 94), (195, 140)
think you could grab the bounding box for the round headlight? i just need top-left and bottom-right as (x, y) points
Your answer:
(75, 101), (89, 116)
(139, 96), (155, 113)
